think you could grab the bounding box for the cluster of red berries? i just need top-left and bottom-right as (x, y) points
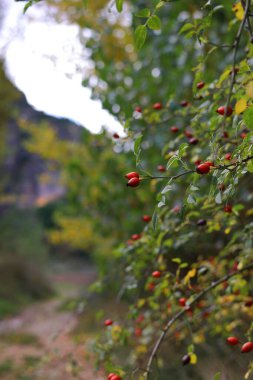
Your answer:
(227, 337), (253, 353)
(125, 172), (140, 187)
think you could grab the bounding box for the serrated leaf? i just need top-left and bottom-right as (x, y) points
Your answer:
(135, 8), (150, 18)
(179, 23), (194, 35)
(116, 0), (123, 12)
(147, 15), (161, 30)
(152, 211), (158, 231)
(134, 25), (147, 50)
(134, 135), (142, 162)
(243, 106), (253, 129)
(235, 98), (247, 114)
(247, 161), (253, 173)
(215, 192), (222, 204)
(178, 143), (189, 158)
(161, 183), (173, 194)
(246, 81), (253, 98)
(213, 372), (221, 380)
(187, 194), (197, 205)
(167, 155), (179, 170)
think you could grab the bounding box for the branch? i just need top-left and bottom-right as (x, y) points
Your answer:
(145, 262), (253, 379)
(222, 0), (251, 130)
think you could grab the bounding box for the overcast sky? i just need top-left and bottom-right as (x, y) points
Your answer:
(0, 0), (123, 134)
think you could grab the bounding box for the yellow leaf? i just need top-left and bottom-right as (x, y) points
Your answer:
(183, 268), (196, 285)
(190, 353), (198, 365)
(246, 81), (253, 98)
(235, 98), (247, 114)
(232, 2), (244, 21)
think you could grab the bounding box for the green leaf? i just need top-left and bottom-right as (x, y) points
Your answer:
(147, 15), (161, 30)
(133, 134), (143, 164)
(243, 106), (253, 130)
(247, 160), (253, 173)
(172, 258), (181, 264)
(152, 211), (158, 231)
(179, 23), (194, 35)
(23, 0), (41, 14)
(166, 155), (179, 170)
(213, 373), (221, 380)
(134, 25), (147, 50)
(135, 8), (150, 18)
(178, 143), (189, 158)
(116, 0), (123, 12)
(156, 1), (165, 9)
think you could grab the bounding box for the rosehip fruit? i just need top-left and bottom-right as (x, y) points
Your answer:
(152, 270), (161, 278)
(227, 337), (239, 346)
(224, 153), (232, 160)
(222, 131), (229, 138)
(148, 282), (155, 291)
(125, 172), (139, 179)
(182, 354), (191, 366)
(104, 319), (113, 326)
(184, 130), (193, 138)
(180, 100), (189, 107)
(241, 132), (247, 139)
(179, 298), (187, 307)
(197, 81), (205, 89)
(196, 219), (207, 226)
(189, 137), (199, 145)
(113, 133), (119, 139)
(241, 342), (253, 353)
(216, 106), (233, 116)
(111, 375), (122, 380)
(127, 177), (140, 187)
(142, 215), (151, 222)
(135, 327), (142, 337)
(196, 163), (210, 174)
(135, 106), (142, 113)
(171, 126), (179, 133)
(131, 234), (141, 241)
(224, 204), (233, 213)
(153, 102), (162, 110)
(108, 374), (115, 380)
(157, 165), (166, 172)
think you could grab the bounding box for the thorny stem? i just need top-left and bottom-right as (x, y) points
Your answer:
(145, 262), (253, 379)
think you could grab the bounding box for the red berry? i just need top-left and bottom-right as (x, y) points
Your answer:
(142, 215), (151, 222)
(245, 299), (253, 307)
(111, 376), (122, 380)
(205, 161), (215, 167)
(152, 270), (161, 278)
(125, 171), (139, 179)
(148, 282), (155, 291)
(196, 219), (207, 226)
(180, 100), (189, 107)
(131, 234), (141, 241)
(227, 337), (239, 346)
(196, 163), (210, 174)
(184, 130), (193, 138)
(241, 342), (253, 353)
(189, 137), (199, 145)
(157, 165), (166, 172)
(135, 327), (142, 337)
(113, 132), (120, 139)
(216, 106), (233, 116)
(224, 204), (233, 213)
(179, 298), (187, 307)
(170, 126), (179, 133)
(135, 106), (142, 113)
(194, 159), (202, 166)
(197, 81), (205, 89)
(240, 132), (247, 139)
(224, 153), (232, 160)
(127, 177), (140, 187)
(222, 131), (229, 138)
(153, 102), (162, 110)
(108, 374), (115, 380)
(104, 319), (113, 326)
(182, 354), (191, 365)
(136, 314), (145, 323)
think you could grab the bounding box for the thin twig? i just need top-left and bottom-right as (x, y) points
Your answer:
(145, 262), (253, 379)
(222, 0), (251, 131)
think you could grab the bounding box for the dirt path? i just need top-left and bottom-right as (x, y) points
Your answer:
(0, 265), (104, 380)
